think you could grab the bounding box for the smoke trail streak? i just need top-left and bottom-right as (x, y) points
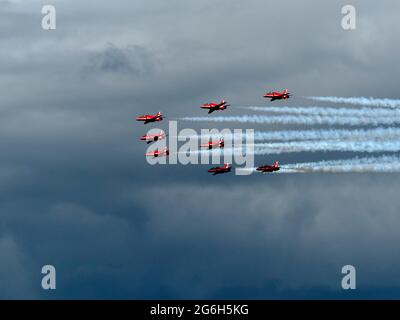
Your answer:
(253, 140), (400, 155)
(177, 148), (248, 157)
(239, 106), (400, 117)
(179, 115), (400, 126)
(176, 127), (400, 143)
(306, 96), (400, 109)
(176, 139), (400, 156)
(280, 155), (400, 173)
(254, 127), (400, 142)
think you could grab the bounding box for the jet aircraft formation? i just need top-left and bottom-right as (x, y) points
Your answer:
(135, 89), (291, 175)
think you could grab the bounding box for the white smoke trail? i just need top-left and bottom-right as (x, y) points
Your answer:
(179, 115), (400, 126)
(281, 155), (400, 173)
(254, 139), (400, 155)
(177, 127), (400, 143)
(240, 106), (400, 117)
(306, 96), (400, 109)
(254, 127), (400, 142)
(177, 139), (400, 156)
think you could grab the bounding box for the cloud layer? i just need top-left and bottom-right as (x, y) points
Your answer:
(1, 0), (400, 298)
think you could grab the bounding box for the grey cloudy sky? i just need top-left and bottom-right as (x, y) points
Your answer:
(0, 0), (400, 299)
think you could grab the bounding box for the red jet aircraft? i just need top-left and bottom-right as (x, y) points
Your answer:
(136, 112), (164, 124)
(201, 100), (230, 114)
(200, 138), (224, 149)
(208, 163), (231, 175)
(256, 161), (280, 173)
(145, 147), (169, 158)
(140, 131), (166, 144)
(264, 89), (290, 101)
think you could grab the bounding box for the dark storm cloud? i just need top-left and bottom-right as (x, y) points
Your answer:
(0, 235), (37, 298)
(131, 177), (400, 298)
(86, 43), (155, 75)
(0, 0), (400, 298)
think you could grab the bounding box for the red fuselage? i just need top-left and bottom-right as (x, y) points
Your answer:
(264, 89), (290, 101)
(256, 162), (280, 173)
(208, 164), (231, 175)
(140, 132), (165, 144)
(136, 113), (163, 124)
(145, 147), (169, 158)
(200, 140), (224, 150)
(201, 100), (230, 114)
